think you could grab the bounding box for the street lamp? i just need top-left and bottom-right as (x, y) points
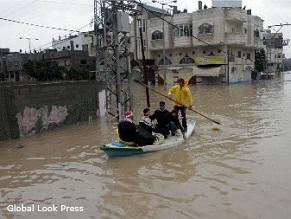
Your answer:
(152, 0), (177, 91)
(19, 37), (39, 59)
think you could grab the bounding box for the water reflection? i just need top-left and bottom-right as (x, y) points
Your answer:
(1, 73), (291, 218)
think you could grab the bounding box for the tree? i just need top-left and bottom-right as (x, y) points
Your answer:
(66, 67), (91, 80)
(254, 49), (266, 72)
(23, 60), (66, 81)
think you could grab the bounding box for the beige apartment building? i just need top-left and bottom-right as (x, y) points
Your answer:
(130, 2), (265, 84)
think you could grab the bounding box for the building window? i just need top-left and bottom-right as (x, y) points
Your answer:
(138, 19), (146, 32)
(152, 30), (163, 40)
(158, 57), (172, 65)
(76, 44), (79, 48)
(179, 54), (194, 64)
(238, 51), (241, 58)
(247, 53), (251, 60)
(198, 23), (213, 34)
(80, 59), (87, 65)
(143, 40), (147, 51)
(229, 53), (235, 62)
(173, 24), (192, 38)
(254, 29), (260, 38)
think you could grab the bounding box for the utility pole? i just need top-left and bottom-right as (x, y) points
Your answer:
(94, 0), (138, 122)
(152, 0), (177, 91)
(19, 37), (38, 59)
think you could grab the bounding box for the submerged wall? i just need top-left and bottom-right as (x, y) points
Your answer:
(0, 81), (105, 141)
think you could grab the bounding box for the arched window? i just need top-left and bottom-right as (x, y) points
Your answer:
(179, 54), (194, 64)
(198, 23), (213, 34)
(152, 30), (163, 40)
(158, 57), (172, 65)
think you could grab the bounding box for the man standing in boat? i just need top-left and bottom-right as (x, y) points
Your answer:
(168, 78), (193, 131)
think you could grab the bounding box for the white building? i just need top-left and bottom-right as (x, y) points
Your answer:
(52, 31), (96, 57)
(129, 0), (265, 84)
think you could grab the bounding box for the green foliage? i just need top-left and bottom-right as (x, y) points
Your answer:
(23, 60), (65, 81)
(254, 49), (266, 72)
(23, 60), (92, 81)
(66, 68), (91, 80)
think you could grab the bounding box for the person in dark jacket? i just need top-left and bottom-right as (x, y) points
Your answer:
(169, 109), (186, 139)
(117, 110), (137, 145)
(149, 101), (171, 138)
(118, 110), (155, 146)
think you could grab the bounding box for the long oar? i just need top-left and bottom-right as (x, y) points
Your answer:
(134, 79), (220, 125)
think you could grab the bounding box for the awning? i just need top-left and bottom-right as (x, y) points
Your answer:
(192, 66), (224, 77)
(155, 66), (224, 77)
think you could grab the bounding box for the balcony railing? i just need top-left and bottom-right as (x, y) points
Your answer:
(225, 32), (247, 45)
(225, 9), (247, 23)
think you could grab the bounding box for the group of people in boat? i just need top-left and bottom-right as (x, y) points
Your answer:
(117, 78), (193, 147)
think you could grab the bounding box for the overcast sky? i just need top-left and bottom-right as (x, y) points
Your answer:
(1, 0), (291, 57)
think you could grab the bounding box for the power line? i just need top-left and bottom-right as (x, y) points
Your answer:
(1, 0), (41, 18)
(39, 0), (92, 6)
(0, 16), (92, 51)
(0, 17), (81, 33)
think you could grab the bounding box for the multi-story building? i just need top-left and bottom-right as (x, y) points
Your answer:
(130, 0), (265, 84)
(263, 32), (288, 78)
(52, 31), (96, 57)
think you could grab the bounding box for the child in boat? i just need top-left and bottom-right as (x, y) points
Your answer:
(139, 108), (154, 134)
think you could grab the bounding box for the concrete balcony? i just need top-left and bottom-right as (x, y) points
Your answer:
(173, 36), (192, 48)
(225, 9), (247, 23)
(225, 32), (247, 45)
(149, 39), (174, 51)
(149, 39), (164, 50)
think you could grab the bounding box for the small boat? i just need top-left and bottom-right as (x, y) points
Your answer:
(100, 120), (196, 157)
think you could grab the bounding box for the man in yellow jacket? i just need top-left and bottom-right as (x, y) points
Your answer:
(168, 78), (193, 131)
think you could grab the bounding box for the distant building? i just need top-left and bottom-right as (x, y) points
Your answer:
(52, 31), (96, 57)
(262, 32), (288, 77)
(129, 1), (265, 84)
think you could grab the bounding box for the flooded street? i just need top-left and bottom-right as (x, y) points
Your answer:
(1, 72), (291, 219)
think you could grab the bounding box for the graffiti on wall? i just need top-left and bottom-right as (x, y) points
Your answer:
(15, 105), (68, 137)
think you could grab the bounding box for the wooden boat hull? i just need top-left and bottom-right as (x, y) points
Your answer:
(100, 120), (196, 157)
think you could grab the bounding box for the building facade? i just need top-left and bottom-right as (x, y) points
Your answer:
(52, 31), (96, 57)
(129, 2), (265, 85)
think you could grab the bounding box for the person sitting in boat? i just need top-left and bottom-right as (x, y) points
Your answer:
(169, 109), (186, 139)
(149, 101), (172, 138)
(117, 110), (137, 146)
(117, 110), (156, 146)
(139, 108), (154, 133)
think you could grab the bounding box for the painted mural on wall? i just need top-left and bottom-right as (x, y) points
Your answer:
(15, 105), (68, 137)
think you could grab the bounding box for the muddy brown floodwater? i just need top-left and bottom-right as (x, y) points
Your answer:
(1, 73), (291, 219)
